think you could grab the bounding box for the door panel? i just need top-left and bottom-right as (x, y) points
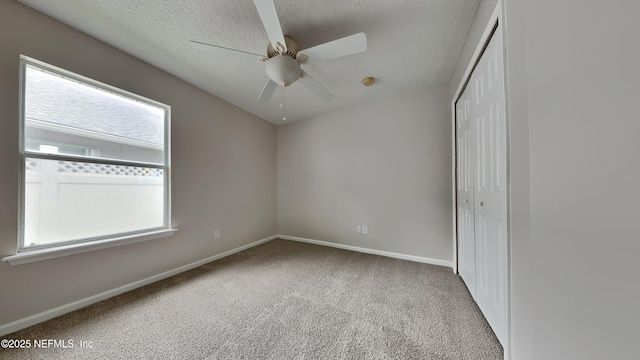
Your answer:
(455, 25), (507, 347)
(456, 89), (475, 297)
(472, 27), (507, 346)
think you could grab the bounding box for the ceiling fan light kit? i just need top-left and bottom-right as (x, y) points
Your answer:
(265, 55), (301, 87)
(190, 0), (368, 121)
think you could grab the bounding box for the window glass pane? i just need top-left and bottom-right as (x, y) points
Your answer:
(24, 64), (165, 164)
(24, 158), (165, 248)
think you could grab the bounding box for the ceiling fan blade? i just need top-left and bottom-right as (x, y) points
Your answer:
(299, 32), (367, 65)
(257, 79), (278, 102)
(299, 71), (333, 101)
(252, 0), (287, 51)
(190, 40), (263, 60)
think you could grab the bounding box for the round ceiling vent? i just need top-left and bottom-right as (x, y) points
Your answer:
(362, 76), (375, 86)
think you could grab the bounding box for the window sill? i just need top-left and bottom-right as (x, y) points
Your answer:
(2, 229), (177, 266)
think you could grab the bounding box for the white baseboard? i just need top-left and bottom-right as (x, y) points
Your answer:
(278, 235), (454, 269)
(0, 235), (278, 337)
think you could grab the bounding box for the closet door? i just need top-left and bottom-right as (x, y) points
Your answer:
(456, 89), (476, 298)
(455, 26), (507, 346)
(470, 27), (507, 345)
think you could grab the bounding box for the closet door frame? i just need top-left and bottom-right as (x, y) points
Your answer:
(450, 1), (511, 359)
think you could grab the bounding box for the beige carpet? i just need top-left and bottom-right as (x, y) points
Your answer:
(2, 239), (502, 359)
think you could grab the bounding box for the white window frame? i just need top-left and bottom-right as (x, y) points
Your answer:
(3, 55), (176, 266)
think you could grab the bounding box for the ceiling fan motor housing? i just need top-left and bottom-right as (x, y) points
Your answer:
(267, 35), (300, 59)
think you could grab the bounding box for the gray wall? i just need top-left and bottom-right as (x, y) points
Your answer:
(450, 0), (498, 98)
(277, 84), (453, 262)
(507, 0), (640, 358)
(0, 1), (277, 326)
(453, 0), (640, 358)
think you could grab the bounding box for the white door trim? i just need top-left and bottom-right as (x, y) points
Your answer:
(450, 1), (511, 359)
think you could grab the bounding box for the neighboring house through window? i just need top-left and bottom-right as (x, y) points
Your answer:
(16, 55), (172, 256)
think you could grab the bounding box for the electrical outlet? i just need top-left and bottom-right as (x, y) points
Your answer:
(362, 226), (368, 235)
(356, 225), (361, 233)
(214, 229), (221, 239)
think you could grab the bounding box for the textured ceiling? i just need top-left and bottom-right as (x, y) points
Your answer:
(18, 0), (480, 125)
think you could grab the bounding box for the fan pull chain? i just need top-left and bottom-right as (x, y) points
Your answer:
(281, 85), (286, 121)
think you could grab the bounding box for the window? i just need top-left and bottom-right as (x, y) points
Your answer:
(16, 56), (172, 256)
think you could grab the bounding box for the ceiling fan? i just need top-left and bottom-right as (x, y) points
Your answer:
(190, 0), (367, 119)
